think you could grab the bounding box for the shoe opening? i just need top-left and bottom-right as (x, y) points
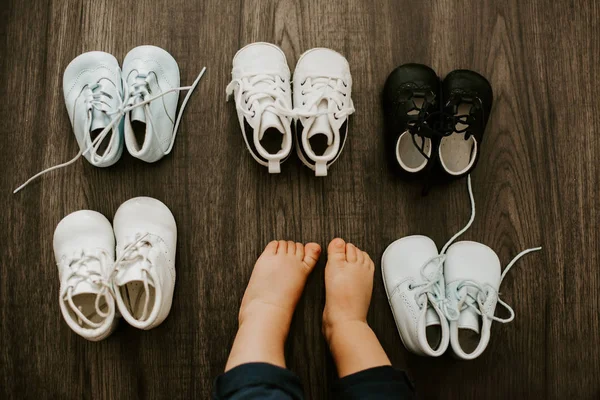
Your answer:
(439, 102), (477, 175)
(458, 327), (481, 354)
(90, 128), (112, 156)
(132, 120), (147, 151)
(426, 325), (442, 349)
(66, 293), (108, 328)
(396, 131), (431, 172)
(121, 281), (156, 321)
(309, 133), (330, 156)
(260, 128), (284, 154)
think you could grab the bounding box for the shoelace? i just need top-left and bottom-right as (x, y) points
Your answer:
(125, 67), (206, 155)
(111, 233), (155, 321)
(13, 67), (206, 194)
(450, 246), (542, 324)
(62, 251), (113, 328)
(408, 175), (478, 319)
(435, 174), (541, 322)
(294, 76), (355, 120)
(226, 73), (296, 120)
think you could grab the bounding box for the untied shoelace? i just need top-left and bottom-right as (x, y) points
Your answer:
(13, 67), (207, 194)
(63, 233), (154, 327)
(410, 175), (542, 323)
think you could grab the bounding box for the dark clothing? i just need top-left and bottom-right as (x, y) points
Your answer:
(213, 363), (414, 399)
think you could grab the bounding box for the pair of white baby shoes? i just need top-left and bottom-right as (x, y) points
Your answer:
(227, 42), (355, 176)
(15, 46), (205, 193)
(382, 178), (541, 360)
(53, 197), (176, 341)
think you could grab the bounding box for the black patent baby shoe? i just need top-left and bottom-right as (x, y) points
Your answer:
(382, 63), (441, 179)
(437, 70), (493, 179)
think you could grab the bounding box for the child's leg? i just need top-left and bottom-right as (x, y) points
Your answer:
(323, 238), (415, 399)
(213, 240), (321, 400)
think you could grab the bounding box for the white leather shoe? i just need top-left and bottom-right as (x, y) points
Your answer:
(14, 49), (204, 193)
(112, 197), (176, 330)
(122, 46), (203, 163)
(53, 210), (117, 341)
(382, 235), (450, 356)
(226, 42), (294, 173)
(444, 241), (541, 360)
(293, 48), (355, 176)
(63, 51), (124, 167)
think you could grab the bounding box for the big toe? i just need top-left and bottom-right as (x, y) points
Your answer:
(328, 238), (347, 262)
(302, 243), (321, 271)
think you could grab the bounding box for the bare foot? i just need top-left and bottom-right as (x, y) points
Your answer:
(225, 240), (321, 370)
(323, 238), (375, 337)
(322, 238), (391, 377)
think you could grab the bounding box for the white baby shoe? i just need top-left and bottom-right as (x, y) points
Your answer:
(112, 197), (177, 330)
(122, 45), (204, 163)
(444, 241), (541, 360)
(293, 48), (355, 176)
(62, 51), (125, 168)
(53, 210), (117, 341)
(14, 48), (204, 193)
(381, 235), (451, 356)
(226, 42), (294, 173)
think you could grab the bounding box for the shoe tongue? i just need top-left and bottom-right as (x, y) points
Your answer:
(425, 307), (441, 327)
(70, 281), (100, 296)
(131, 104), (147, 124)
(115, 264), (155, 286)
(307, 101), (333, 144)
(90, 108), (110, 132)
(457, 286), (481, 333)
(259, 109), (284, 140)
(67, 261), (103, 296)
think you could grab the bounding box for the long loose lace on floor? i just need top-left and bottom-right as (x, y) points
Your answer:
(13, 67), (206, 194)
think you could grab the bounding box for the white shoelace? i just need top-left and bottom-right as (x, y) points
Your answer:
(226, 72), (296, 120)
(411, 175), (542, 324)
(450, 246), (542, 324)
(294, 76), (355, 120)
(13, 67), (206, 194)
(112, 233), (155, 321)
(427, 174), (541, 323)
(409, 175), (477, 319)
(62, 251), (113, 328)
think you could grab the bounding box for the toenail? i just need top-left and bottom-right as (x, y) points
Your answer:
(336, 241), (344, 248)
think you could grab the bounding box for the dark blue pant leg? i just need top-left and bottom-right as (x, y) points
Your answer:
(332, 366), (415, 400)
(213, 363), (304, 400)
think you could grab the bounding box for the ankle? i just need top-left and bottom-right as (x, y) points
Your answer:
(323, 318), (370, 344)
(239, 300), (294, 340)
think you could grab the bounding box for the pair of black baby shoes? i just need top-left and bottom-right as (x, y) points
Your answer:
(382, 64), (493, 184)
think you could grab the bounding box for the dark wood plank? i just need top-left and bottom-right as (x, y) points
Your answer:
(1, 0), (599, 399)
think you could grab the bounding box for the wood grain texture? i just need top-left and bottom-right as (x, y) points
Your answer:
(1, 0), (598, 398)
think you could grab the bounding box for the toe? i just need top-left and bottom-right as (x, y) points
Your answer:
(356, 247), (365, 264)
(328, 238), (347, 261)
(346, 243), (358, 262)
(296, 243), (304, 260)
(278, 240), (288, 254)
(363, 251), (374, 269)
(288, 241), (296, 255)
(264, 240), (279, 255)
(303, 243), (321, 269)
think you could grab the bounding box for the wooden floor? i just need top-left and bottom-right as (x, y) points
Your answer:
(1, 0), (599, 398)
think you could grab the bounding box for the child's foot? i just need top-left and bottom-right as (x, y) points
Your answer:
(323, 238), (375, 339)
(323, 239), (391, 377)
(225, 240), (321, 371)
(239, 240), (321, 333)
